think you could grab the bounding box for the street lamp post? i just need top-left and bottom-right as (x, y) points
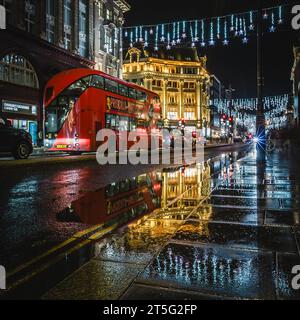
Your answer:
(256, 0), (266, 151)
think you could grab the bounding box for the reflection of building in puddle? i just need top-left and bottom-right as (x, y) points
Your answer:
(162, 163), (212, 210)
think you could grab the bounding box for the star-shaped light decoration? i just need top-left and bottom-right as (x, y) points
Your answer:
(172, 40), (176, 46)
(223, 39), (229, 46)
(269, 25), (275, 32)
(200, 41), (206, 47)
(139, 38), (143, 42)
(230, 26), (235, 32)
(167, 44), (171, 50)
(191, 42), (195, 47)
(278, 19), (283, 24)
(194, 37), (199, 42)
(239, 30), (243, 36)
(176, 38), (181, 44)
(249, 24), (255, 31)
(209, 39), (215, 46)
(154, 46), (159, 51)
(263, 12), (268, 19)
(144, 42), (148, 47)
(242, 37), (248, 44)
(182, 33), (187, 38)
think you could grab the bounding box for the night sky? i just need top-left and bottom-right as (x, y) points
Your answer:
(124, 0), (299, 98)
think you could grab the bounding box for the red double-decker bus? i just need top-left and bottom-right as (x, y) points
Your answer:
(43, 68), (162, 153)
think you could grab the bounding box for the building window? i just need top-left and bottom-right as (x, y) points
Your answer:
(0, 54), (39, 88)
(168, 112), (178, 120)
(24, 0), (36, 33)
(184, 112), (195, 120)
(183, 67), (198, 75)
(63, 0), (72, 50)
(78, 0), (88, 57)
(46, 0), (55, 43)
(106, 8), (112, 21)
(0, 0), (12, 25)
(168, 81), (178, 89)
(98, 0), (104, 18)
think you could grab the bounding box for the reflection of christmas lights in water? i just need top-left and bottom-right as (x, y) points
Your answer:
(151, 246), (256, 290)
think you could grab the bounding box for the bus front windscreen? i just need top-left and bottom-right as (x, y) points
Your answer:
(45, 96), (76, 134)
(45, 76), (91, 135)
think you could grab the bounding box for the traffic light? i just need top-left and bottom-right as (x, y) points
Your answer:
(179, 118), (185, 128)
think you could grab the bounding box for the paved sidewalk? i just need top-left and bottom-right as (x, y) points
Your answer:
(43, 148), (300, 300)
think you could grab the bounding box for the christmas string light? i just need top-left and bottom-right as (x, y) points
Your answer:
(270, 12), (275, 32)
(182, 21), (187, 38)
(242, 18), (248, 43)
(201, 19), (205, 47)
(177, 21), (180, 43)
(223, 18), (229, 45)
(130, 31), (133, 47)
(249, 11), (254, 30)
(217, 17), (221, 39)
(278, 6), (283, 24)
(123, 5), (288, 50)
(155, 25), (159, 50)
(139, 26), (143, 42)
(167, 32), (171, 49)
(135, 26), (138, 43)
(195, 21), (199, 41)
(235, 17), (239, 36)
(172, 22), (176, 42)
(209, 20), (215, 46)
(230, 15), (235, 31)
(144, 29), (148, 47)
(161, 24), (165, 42)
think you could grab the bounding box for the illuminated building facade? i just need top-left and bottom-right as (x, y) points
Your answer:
(123, 47), (212, 136)
(292, 46), (300, 127)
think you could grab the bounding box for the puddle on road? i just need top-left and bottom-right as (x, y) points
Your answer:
(57, 151), (247, 231)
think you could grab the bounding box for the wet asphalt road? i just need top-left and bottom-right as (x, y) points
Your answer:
(0, 145), (248, 271)
(43, 147), (300, 300)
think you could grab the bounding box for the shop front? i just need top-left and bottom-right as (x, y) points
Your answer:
(1, 100), (38, 146)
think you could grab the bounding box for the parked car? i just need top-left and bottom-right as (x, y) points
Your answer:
(0, 119), (33, 159)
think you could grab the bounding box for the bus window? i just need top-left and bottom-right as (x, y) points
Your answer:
(119, 117), (129, 131)
(91, 75), (104, 89)
(129, 88), (136, 99)
(137, 90), (147, 102)
(118, 84), (129, 97)
(106, 114), (136, 132)
(68, 76), (91, 92)
(105, 78), (118, 94)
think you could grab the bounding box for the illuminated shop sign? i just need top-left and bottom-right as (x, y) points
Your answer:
(2, 101), (37, 116)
